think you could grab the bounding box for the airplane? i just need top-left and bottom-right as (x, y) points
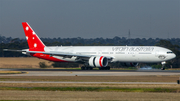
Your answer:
(4, 22), (176, 70)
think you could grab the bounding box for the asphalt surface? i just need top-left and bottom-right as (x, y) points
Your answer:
(1, 68), (180, 72)
(0, 68), (180, 84)
(0, 81), (177, 84)
(0, 68), (180, 76)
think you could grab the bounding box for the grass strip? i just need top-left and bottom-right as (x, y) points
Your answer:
(0, 71), (23, 74)
(0, 100), (26, 101)
(0, 87), (179, 93)
(0, 76), (179, 82)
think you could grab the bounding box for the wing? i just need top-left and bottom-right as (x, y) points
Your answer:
(4, 49), (113, 61)
(26, 51), (113, 60)
(26, 51), (90, 58)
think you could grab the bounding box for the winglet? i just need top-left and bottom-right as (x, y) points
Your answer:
(22, 22), (45, 51)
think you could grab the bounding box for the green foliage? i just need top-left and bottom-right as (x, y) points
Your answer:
(39, 62), (49, 68)
(108, 62), (122, 68)
(0, 87), (178, 92)
(0, 41), (28, 57)
(128, 67), (137, 70)
(151, 64), (169, 69)
(151, 64), (162, 69)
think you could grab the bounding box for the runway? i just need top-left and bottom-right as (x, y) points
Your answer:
(0, 69), (180, 85)
(0, 81), (176, 84)
(0, 68), (180, 76)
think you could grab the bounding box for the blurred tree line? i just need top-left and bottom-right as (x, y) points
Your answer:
(0, 35), (180, 68)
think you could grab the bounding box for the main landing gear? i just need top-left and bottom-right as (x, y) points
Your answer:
(99, 66), (110, 70)
(161, 61), (166, 70)
(81, 66), (111, 70)
(81, 66), (93, 70)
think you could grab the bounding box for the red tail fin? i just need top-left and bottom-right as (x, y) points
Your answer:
(22, 22), (45, 51)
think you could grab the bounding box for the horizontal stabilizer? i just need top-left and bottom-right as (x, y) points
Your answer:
(3, 49), (26, 52)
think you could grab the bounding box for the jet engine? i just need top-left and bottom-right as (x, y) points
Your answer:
(89, 56), (108, 67)
(121, 62), (138, 67)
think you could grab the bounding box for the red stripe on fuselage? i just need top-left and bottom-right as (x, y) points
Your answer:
(99, 56), (103, 67)
(30, 53), (68, 62)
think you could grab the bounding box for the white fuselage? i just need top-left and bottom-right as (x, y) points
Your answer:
(44, 46), (176, 63)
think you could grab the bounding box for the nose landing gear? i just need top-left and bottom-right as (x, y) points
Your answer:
(161, 61), (166, 70)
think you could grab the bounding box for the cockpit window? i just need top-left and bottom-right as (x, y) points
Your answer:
(167, 51), (173, 54)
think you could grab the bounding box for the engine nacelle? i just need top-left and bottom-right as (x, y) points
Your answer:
(89, 56), (108, 67)
(121, 62), (138, 67)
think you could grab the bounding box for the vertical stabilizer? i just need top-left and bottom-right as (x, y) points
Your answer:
(22, 22), (45, 51)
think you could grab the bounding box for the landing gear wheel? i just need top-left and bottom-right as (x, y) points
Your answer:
(81, 66), (93, 70)
(81, 66), (85, 70)
(161, 61), (166, 70)
(107, 66), (110, 70)
(99, 66), (110, 70)
(161, 67), (165, 70)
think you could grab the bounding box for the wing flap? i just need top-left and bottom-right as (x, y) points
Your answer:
(26, 51), (91, 58)
(26, 51), (113, 60)
(4, 49), (113, 61)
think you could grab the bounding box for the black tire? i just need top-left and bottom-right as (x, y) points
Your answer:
(81, 66), (85, 70)
(161, 67), (165, 70)
(107, 66), (110, 70)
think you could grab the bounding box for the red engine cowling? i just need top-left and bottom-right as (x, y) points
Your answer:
(121, 62), (138, 67)
(89, 56), (108, 67)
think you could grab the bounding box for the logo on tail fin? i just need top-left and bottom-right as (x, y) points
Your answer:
(22, 22), (45, 51)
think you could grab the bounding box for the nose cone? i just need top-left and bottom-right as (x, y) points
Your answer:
(168, 53), (176, 60)
(172, 53), (176, 59)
